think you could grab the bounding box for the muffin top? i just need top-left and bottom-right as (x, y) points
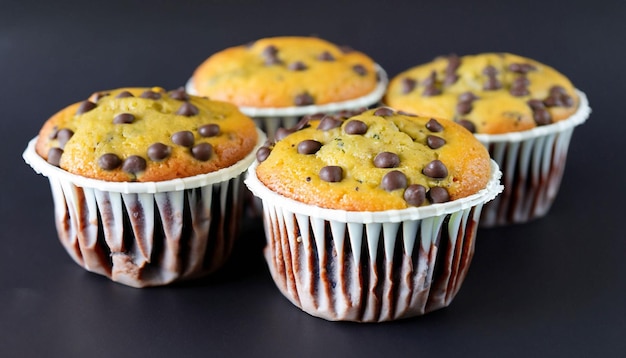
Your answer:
(190, 36), (381, 108)
(35, 87), (258, 182)
(255, 107), (491, 211)
(384, 53), (579, 134)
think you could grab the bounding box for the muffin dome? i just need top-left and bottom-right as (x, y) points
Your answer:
(384, 52), (579, 134)
(35, 87), (258, 182)
(255, 107), (491, 211)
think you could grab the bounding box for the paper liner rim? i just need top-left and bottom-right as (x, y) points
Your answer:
(474, 89), (591, 143)
(23, 128), (266, 194)
(185, 64), (388, 117)
(245, 160), (503, 224)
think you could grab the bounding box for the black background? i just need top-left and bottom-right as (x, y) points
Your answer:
(2, 1), (625, 357)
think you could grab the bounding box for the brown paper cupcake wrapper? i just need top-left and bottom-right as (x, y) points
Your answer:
(475, 90), (591, 227)
(186, 64), (388, 141)
(245, 160), (502, 322)
(22, 129), (265, 287)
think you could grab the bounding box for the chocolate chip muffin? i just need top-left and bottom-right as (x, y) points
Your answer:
(245, 107), (503, 322)
(187, 36), (387, 139)
(24, 87), (264, 287)
(384, 53), (591, 226)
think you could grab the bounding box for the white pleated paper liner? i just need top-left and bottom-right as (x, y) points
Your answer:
(245, 160), (503, 322)
(474, 90), (591, 227)
(22, 129), (266, 288)
(186, 64), (388, 140)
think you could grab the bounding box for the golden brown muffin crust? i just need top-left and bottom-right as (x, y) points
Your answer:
(384, 53), (579, 134)
(36, 87), (258, 182)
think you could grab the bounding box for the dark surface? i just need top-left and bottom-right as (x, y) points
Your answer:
(2, 1), (625, 357)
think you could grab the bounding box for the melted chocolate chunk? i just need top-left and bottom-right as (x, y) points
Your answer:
(318, 51), (335, 61)
(198, 124), (220, 137)
(288, 61), (308, 71)
(533, 108), (552, 125)
(425, 118), (444, 132)
(317, 115), (343, 131)
(426, 135), (446, 149)
(147, 142), (171, 162)
(56, 128), (74, 149)
(352, 64), (367, 76)
(444, 73), (459, 86)
(422, 160), (448, 179)
(319, 166), (343, 182)
(527, 99), (545, 110)
(76, 101), (97, 115)
(404, 184), (426, 206)
(401, 77), (417, 94)
(171, 131), (195, 147)
(482, 65), (498, 76)
(373, 107), (395, 116)
(115, 91), (134, 99)
(297, 140), (322, 155)
(422, 71), (437, 87)
(483, 77), (502, 91)
(192, 143), (213, 161)
(169, 87), (190, 101)
(113, 113), (135, 124)
(428, 186), (450, 203)
(374, 152), (400, 168)
(344, 120), (368, 135)
(422, 86), (442, 96)
(294, 92), (314, 106)
(457, 119), (476, 133)
(458, 92), (478, 103)
(446, 54), (461, 71)
(256, 146), (271, 162)
(456, 101), (473, 115)
(508, 63), (537, 74)
(176, 102), (199, 116)
(543, 86), (574, 107)
(140, 90), (162, 100)
(382, 170), (407, 191)
(98, 153), (122, 170)
(122, 155), (147, 174)
(47, 148), (63, 167)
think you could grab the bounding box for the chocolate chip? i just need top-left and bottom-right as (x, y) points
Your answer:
(169, 87), (190, 101)
(319, 166), (343, 182)
(56, 128), (74, 149)
(76, 101), (97, 115)
(47, 148), (63, 167)
(527, 99), (545, 110)
(171, 131), (195, 147)
(443, 73), (459, 86)
(98, 153), (122, 171)
(427, 135), (446, 149)
(317, 115), (343, 131)
(513, 77), (530, 87)
(48, 126), (59, 139)
(483, 77), (502, 91)
(401, 77), (417, 94)
(302, 113), (325, 123)
(457, 119), (476, 133)
(508, 63), (537, 74)
(344, 120), (368, 135)
(191, 143), (213, 161)
(425, 119), (443, 132)
(544, 86), (574, 107)
(352, 64), (367, 76)
(318, 51), (335, 61)
(115, 91), (134, 99)
(113, 113), (135, 124)
(256, 146), (271, 162)
(456, 101), (473, 115)
(275, 127), (296, 141)
(422, 160), (448, 179)
(374, 152), (400, 168)
(446, 54), (461, 72)
(398, 110), (417, 117)
(198, 124), (220, 137)
(140, 90), (161, 100)
(458, 92), (478, 103)
(550, 85), (567, 95)
(262, 45), (282, 65)
(373, 107), (395, 116)
(92, 92), (109, 102)
(288, 61), (308, 71)
(175, 102), (198, 116)
(294, 92), (314, 106)
(147, 142), (171, 162)
(482, 65), (498, 76)
(510, 86), (530, 97)
(428, 187), (450, 203)
(382, 170), (407, 191)
(533, 108), (552, 125)
(122, 155), (147, 174)
(297, 140), (322, 155)
(292, 116), (312, 131)
(404, 184), (426, 206)
(422, 71), (437, 87)
(339, 45), (354, 53)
